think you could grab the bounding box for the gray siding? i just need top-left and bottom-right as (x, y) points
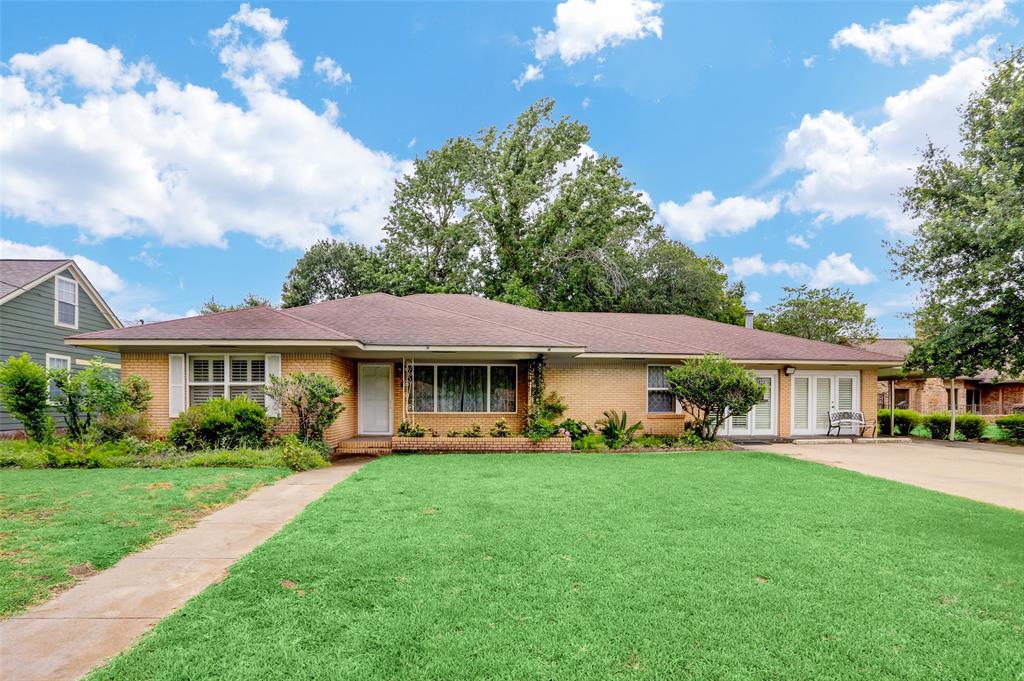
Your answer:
(0, 269), (120, 432)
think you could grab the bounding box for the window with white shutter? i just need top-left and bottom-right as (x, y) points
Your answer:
(169, 354), (186, 418)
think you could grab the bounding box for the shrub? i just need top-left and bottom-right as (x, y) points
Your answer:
(574, 433), (608, 452)
(539, 392), (568, 420)
(666, 355), (764, 441)
(556, 418), (590, 442)
(278, 434), (329, 471)
(92, 411), (149, 443)
(48, 359), (153, 443)
(462, 423), (483, 437)
(923, 412), (986, 440)
(446, 428), (461, 437)
(489, 418), (513, 437)
(0, 439), (48, 468)
(264, 372), (349, 444)
(0, 354), (53, 443)
(168, 397), (273, 450)
(995, 414), (1024, 442)
(596, 410), (643, 449)
(398, 420), (426, 437)
(523, 418), (558, 442)
(877, 409), (924, 436)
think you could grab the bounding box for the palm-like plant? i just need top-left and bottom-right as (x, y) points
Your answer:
(597, 410), (643, 448)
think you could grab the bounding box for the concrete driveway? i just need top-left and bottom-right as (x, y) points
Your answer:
(748, 440), (1024, 511)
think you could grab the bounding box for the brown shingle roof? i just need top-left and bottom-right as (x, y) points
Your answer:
(0, 259), (71, 299)
(68, 292), (904, 363)
(860, 338), (912, 360)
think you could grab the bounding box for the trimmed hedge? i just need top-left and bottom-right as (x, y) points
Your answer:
(877, 409), (924, 436)
(924, 412), (987, 440)
(168, 397), (274, 450)
(995, 414), (1024, 442)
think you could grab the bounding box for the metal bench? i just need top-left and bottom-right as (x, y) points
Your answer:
(827, 410), (876, 437)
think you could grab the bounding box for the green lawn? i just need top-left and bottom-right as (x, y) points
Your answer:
(0, 467), (287, 616)
(92, 453), (1022, 680)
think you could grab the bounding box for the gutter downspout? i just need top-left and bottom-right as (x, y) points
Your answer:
(890, 378), (895, 436)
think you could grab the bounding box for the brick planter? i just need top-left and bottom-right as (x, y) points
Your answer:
(391, 435), (571, 453)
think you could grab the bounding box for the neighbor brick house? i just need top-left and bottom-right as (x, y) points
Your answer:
(864, 338), (1024, 418)
(66, 293), (901, 450)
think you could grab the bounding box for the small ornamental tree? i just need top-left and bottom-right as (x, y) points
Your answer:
(0, 353), (53, 442)
(264, 372), (349, 444)
(666, 355), (765, 441)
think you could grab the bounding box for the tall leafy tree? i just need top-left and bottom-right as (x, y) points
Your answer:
(281, 98), (746, 322)
(200, 292), (274, 315)
(755, 286), (879, 346)
(892, 48), (1024, 377)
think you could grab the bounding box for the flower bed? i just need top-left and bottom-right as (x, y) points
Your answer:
(391, 436), (571, 453)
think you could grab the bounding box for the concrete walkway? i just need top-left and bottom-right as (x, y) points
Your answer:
(747, 440), (1024, 510)
(0, 458), (371, 681)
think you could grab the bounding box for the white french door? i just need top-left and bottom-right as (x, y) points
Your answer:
(791, 371), (858, 435)
(358, 364), (392, 435)
(726, 371), (776, 436)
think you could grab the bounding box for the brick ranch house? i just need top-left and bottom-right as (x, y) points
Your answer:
(65, 293), (901, 452)
(864, 339), (1024, 418)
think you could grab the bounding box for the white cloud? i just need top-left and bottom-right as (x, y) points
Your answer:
(314, 56), (351, 85)
(514, 63), (544, 89)
(803, 55), (817, 68)
(581, 97), (591, 108)
(787, 234), (810, 249)
(210, 3), (301, 94)
(534, 0), (664, 64)
(0, 239), (124, 294)
(728, 251), (874, 287)
(657, 190), (780, 242)
(780, 56), (990, 232)
(0, 5), (410, 249)
(744, 290), (762, 305)
(407, 137), (417, 148)
(8, 37), (154, 93)
(831, 0), (1011, 64)
(808, 252), (876, 287)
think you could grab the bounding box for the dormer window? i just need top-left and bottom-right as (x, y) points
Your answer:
(54, 275), (79, 329)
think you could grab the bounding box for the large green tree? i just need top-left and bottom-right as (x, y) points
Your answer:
(281, 99), (745, 322)
(200, 292), (273, 315)
(892, 48), (1024, 377)
(755, 286), (879, 346)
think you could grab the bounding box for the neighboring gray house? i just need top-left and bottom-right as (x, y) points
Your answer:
(0, 259), (122, 433)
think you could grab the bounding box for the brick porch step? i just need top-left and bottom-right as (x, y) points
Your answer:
(336, 437), (393, 456)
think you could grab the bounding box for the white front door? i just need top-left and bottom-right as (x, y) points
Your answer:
(358, 364), (392, 435)
(727, 371), (776, 436)
(791, 371), (858, 435)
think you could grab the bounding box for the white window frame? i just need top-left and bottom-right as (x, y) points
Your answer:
(725, 369), (777, 436)
(407, 364), (518, 414)
(45, 353), (72, 404)
(646, 364), (682, 415)
(53, 274), (79, 329)
(186, 354), (267, 407)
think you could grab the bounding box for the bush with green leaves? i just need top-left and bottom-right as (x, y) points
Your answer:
(556, 418), (590, 442)
(398, 420), (426, 437)
(0, 353), (53, 443)
(877, 409), (925, 436)
(264, 372), (348, 444)
(523, 418), (558, 442)
(995, 414), (1024, 442)
(923, 412), (986, 440)
(47, 358), (152, 443)
(596, 410), (643, 449)
(462, 423), (483, 438)
(574, 433), (608, 452)
(489, 418), (513, 437)
(278, 434), (329, 471)
(666, 355), (764, 441)
(168, 397), (273, 450)
(446, 428), (461, 437)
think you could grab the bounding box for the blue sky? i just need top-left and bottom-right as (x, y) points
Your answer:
(2, 1), (1020, 335)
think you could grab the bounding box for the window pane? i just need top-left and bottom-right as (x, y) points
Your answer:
(190, 385), (222, 405)
(754, 377), (772, 430)
(57, 279), (76, 303)
(58, 301), (76, 324)
(231, 359), (249, 383)
(489, 366), (516, 412)
(648, 365), (671, 389)
(794, 377), (809, 429)
(648, 390), (674, 413)
(229, 385), (265, 405)
(837, 377), (854, 410)
(438, 366), (486, 412)
(250, 359), (266, 383)
(191, 359), (210, 382)
(412, 365), (435, 412)
(211, 359), (225, 382)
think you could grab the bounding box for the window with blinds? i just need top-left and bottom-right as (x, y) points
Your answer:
(54, 275), (78, 328)
(754, 376), (772, 430)
(794, 377), (809, 430)
(188, 356), (266, 407)
(647, 365), (676, 413)
(837, 377), (854, 411)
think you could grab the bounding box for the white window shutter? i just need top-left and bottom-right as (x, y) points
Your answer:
(168, 354), (186, 418)
(265, 353), (282, 417)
